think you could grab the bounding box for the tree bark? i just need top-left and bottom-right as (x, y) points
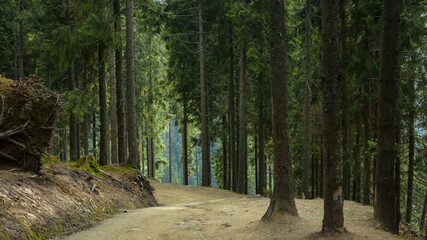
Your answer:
(75, 66), (81, 160)
(395, 119), (402, 227)
(258, 72), (266, 196)
(302, 0), (312, 199)
(98, 44), (108, 166)
(183, 104), (188, 185)
(109, 47), (118, 164)
(255, 134), (258, 193)
(147, 137), (153, 178)
(321, 0), (344, 232)
(262, 0), (298, 220)
(311, 155), (315, 198)
(375, 0), (400, 234)
(320, 136), (324, 198)
(92, 110), (97, 158)
(147, 33), (155, 178)
(125, 0), (139, 167)
(199, 0), (210, 187)
(405, 78), (415, 223)
(363, 82), (371, 205)
(169, 121), (172, 183)
(420, 190), (427, 234)
(141, 126), (145, 175)
(268, 161), (272, 191)
(237, 44), (247, 194)
(339, 0), (351, 202)
(222, 114), (229, 189)
(151, 139), (155, 177)
(352, 123), (361, 203)
(114, 0), (126, 165)
(228, 24), (236, 192)
(60, 128), (66, 161)
(69, 66), (79, 162)
(83, 64), (89, 156)
(236, 88), (240, 191)
(196, 141), (199, 186)
(17, 0), (24, 81)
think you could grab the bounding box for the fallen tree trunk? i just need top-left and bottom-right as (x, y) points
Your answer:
(0, 76), (58, 172)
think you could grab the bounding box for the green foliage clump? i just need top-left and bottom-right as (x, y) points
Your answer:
(40, 154), (60, 165)
(68, 156), (100, 175)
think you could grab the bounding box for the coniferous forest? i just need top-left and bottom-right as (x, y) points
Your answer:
(0, 0), (426, 237)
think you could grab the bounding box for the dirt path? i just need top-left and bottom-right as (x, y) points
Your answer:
(65, 182), (398, 240)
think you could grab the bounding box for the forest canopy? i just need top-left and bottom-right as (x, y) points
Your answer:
(0, 0), (426, 236)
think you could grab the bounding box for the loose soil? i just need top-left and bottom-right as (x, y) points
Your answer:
(0, 163), (156, 240)
(66, 182), (403, 240)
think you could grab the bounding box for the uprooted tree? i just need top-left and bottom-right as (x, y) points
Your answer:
(0, 76), (59, 172)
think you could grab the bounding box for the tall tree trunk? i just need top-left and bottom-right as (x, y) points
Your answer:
(339, 0), (351, 202)
(341, 85), (351, 200)
(60, 128), (66, 161)
(147, 34), (155, 178)
(183, 104), (188, 185)
(147, 137), (153, 178)
(405, 78), (415, 223)
(98, 44), (108, 166)
(151, 139), (155, 177)
(83, 64), (89, 156)
(45, 56), (51, 89)
(125, 0), (139, 167)
(268, 160), (272, 191)
(255, 134), (258, 193)
(14, 36), (18, 82)
(141, 126), (145, 175)
(114, 0), (126, 165)
(236, 89), (240, 191)
(109, 48), (118, 164)
(315, 155), (319, 197)
(320, 136), (324, 198)
(237, 45), (247, 194)
(375, 0), (400, 234)
(196, 141), (199, 186)
(263, 0), (298, 220)
(395, 119), (402, 226)
(222, 114), (229, 189)
(311, 154), (315, 199)
(420, 190), (427, 234)
(169, 121), (172, 183)
(363, 82), (371, 205)
(77, 123), (81, 159)
(258, 72), (266, 196)
(17, 0), (24, 81)
(302, 0), (312, 199)
(352, 123), (361, 203)
(245, 131), (248, 194)
(69, 66), (79, 162)
(372, 81), (378, 205)
(75, 66), (81, 159)
(321, 0), (344, 232)
(229, 24), (236, 192)
(199, 0), (210, 187)
(92, 110), (97, 158)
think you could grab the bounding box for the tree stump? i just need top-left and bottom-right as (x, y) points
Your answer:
(0, 76), (59, 172)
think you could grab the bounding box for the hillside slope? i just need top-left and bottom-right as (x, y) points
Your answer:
(0, 163), (157, 240)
